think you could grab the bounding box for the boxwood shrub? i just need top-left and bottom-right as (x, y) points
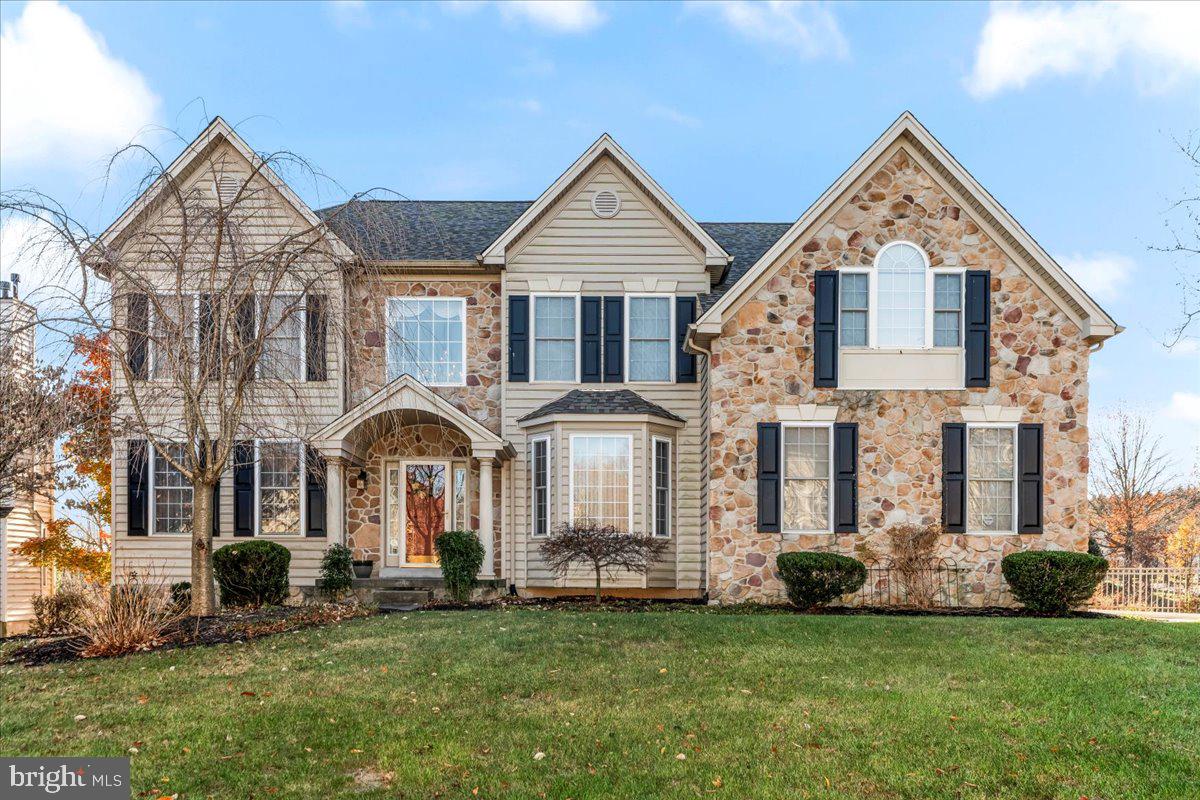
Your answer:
(776, 552), (867, 610)
(435, 530), (485, 603)
(1001, 551), (1108, 614)
(318, 543), (354, 597)
(213, 540), (291, 607)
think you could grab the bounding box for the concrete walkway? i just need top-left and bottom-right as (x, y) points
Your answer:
(1094, 609), (1200, 623)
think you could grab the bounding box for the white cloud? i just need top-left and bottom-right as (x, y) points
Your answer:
(445, 1), (604, 34)
(967, 1), (1200, 98)
(646, 104), (702, 129)
(1165, 392), (1200, 424)
(687, 1), (848, 60)
(1058, 252), (1135, 304)
(517, 98), (543, 113)
(327, 0), (371, 29)
(1, 1), (159, 167)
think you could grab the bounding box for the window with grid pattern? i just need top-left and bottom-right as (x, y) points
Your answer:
(839, 273), (869, 346)
(153, 443), (192, 535)
(967, 427), (1015, 532)
(570, 435), (630, 532)
(534, 296), (576, 381)
(783, 426), (830, 532)
(151, 296), (195, 380)
(386, 298), (465, 385)
(628, 297), (671, 381)
(261, 295), (303, 380)
(875, 243), (927, 347)
(532, 438), (550, 537)
(653, 438), (671, 538)
(259, 441), (301, 535)
(933, 273), (962, 347)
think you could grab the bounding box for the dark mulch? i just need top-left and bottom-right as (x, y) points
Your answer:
(4, 603), (374, 668)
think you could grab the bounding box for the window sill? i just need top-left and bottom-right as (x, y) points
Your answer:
(839, 347), (963, 355)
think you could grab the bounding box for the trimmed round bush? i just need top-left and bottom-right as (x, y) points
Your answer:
(1001, 551), (1108, 614)
(776, 552), (867, 610)
(435, 530), (485, 603)
(213, 540), (291, 607)
(169, 581), (192, 609)
(318, 543), (354, 597)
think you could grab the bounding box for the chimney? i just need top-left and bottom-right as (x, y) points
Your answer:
(10, 272), (19, 299)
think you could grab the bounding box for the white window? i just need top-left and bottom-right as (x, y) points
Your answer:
(260, 295), (304, 381)
(933, 272), (963, 347)
(151, 443), (192, 535)
(782, 425), (832, 533)
(627, 296), (673, 382)
(569, 434), (632, 532)
(839, 272), (869, 347)
(533, 295), (578, 382)
(652, 437), (671, 538)
(967, 426), (1016, 533)
(875, 242), (927, 347)
(150, 295), (196, 380)
(386, 297), (466, 386)
(531, 436), (551, 537)
(257, 441), (302, 536)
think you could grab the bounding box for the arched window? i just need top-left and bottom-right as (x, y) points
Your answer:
(875, 241), (927, 347)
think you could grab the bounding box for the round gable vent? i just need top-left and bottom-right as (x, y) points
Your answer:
(591, 190), (620, 218)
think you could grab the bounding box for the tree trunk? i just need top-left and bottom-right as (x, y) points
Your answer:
(190, 480), (217, 616)
(1123, 522), (1135, 567)
(594, 564), (602, 605)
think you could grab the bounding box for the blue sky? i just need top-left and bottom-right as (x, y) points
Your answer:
(1, 0), (1198, 476)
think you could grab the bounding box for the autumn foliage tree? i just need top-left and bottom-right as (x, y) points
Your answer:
(63, 332), (113, 544)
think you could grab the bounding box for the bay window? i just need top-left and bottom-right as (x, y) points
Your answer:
(782, 425), (832, 532)
(386, 297), (466, 385)
(531, 436), (550, 537)
(533, 295), (578, 382)
(653, 437), (671, 538)
(627, 296), (673, 382)
(967, 426), (1016, 533)
(569, 434), (632, 532)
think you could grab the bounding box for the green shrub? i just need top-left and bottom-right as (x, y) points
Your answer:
(318, 544), (354, 597)
(169, 581), (192, 609)
(212, 541), (291, 607)
(1001, 551), (1108, 614)
(435, 530), (485, 603)
(30, 587), (87, 635)
(776, 552), (867, 610)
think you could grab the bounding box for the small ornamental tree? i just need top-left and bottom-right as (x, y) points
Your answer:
(538, 520), (669, 604)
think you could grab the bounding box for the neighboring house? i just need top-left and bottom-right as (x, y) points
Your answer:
(103, 112), (1118, 605)
(1, 275), (51, 635)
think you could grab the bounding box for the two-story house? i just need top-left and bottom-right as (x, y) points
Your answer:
(105, 112), (1118, 605)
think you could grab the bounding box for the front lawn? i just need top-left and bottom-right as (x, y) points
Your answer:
(3, 611), (1196, 799)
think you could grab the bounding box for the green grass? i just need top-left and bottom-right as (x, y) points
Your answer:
(3, 611), (1197, 799)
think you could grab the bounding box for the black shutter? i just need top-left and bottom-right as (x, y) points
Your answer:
(236, 295), (257, 382)
(965, 270), (991, 388)
(127, 439), (148, 536)
(942, 423), (967, 533)
(508, 295), (529, 382)
(306, 294), (328, 382)
(675, 296), (697, 383)
(756, 422), (782, 533)
(813, 270), (838, 388)
(127, 294), (149, 380)
(833, 423), (858, 533)
(1017, 424), (1044, 533)
(233, 441), (255, 537)
(580, 296), (602, 383)
(198, 442), (220, 537)
(306, 447), (327, 538)
(198, 294), (218, 379)
(603, 296), (624, 382)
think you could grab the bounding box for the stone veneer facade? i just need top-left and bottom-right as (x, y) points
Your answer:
(707, 150), (1091, 604)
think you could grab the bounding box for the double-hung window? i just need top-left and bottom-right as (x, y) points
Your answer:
(569, 434), (632, 532)
(782, 425), (832, 533)
(260, 295), (304, 380)
(386, 297), (466, 385)
(531, 436), (551, 537)
(932, 273), (963, 347)
(967, 425), (1016, 533)
(627, 296), (673, 382)
(839, 273), (869, 347)
(150, 295), (196, 380)
(652, 437), (671, 538)
(533, 295), (578, 382)
(151, 443), (192, 535)
(258, 441), (302, 536)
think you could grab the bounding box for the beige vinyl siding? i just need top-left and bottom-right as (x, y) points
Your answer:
(503, 158), (708, 593)
(1, 501), (50, 634)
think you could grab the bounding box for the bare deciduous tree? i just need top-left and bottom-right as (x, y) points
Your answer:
(538, 520), (669, 604)
(1153, 131), (1199, 347)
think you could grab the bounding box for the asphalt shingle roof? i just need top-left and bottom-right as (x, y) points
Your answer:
(317, 200), (792, 308)
(518, 389), (686, 424)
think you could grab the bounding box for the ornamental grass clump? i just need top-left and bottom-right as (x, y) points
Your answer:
(435, 530), (486, 603)
(775, 552), (867, 610)
(1001, 551), (1108, 615)
(71, 572), (186, 658)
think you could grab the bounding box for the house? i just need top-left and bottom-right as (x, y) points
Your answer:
(1, 275), (52, 634)
(102, 112), (1118, 605)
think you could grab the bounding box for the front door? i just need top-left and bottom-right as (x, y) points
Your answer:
(384, 461), (449, 568)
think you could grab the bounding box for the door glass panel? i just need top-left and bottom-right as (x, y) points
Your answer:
(386, 466), (401, 563)
(452, 465), (468, 531)
(405, 464), (446, 564)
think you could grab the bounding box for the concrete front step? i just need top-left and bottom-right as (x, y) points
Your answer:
(375, 589), (432, 607)
(353, 577), (506, 590)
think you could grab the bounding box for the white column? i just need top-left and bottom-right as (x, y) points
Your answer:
(478, 457), (495, 577)
(326, 457), (345, 546)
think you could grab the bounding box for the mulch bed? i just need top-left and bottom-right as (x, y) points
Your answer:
(4, 603), (374, 668)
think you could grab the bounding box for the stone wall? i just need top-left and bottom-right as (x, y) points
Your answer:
(707, 149), (1091, 605)
(348, 276), (502, 433)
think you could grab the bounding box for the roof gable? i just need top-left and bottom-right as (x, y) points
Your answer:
(695, 112), (1119, 342)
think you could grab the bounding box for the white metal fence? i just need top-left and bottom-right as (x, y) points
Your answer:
(1091, 567), (1200, 613)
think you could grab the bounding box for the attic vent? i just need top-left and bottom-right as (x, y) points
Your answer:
(215, 176), (240, 204)
(591, 190), (620, 218)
